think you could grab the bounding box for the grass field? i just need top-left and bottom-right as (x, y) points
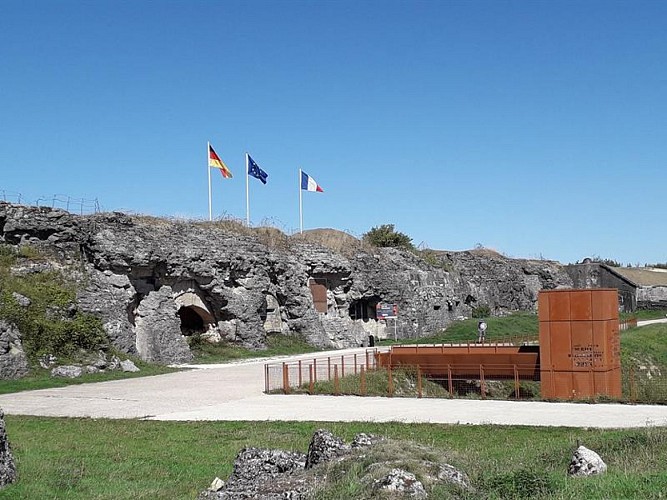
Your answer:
(2, 417), (666, 499)
(188, 333), (320, 364)
(379, 312), (540, 346)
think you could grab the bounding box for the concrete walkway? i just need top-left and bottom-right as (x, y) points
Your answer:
(637, 317), (667, 327)
(1, 347), (666, 428)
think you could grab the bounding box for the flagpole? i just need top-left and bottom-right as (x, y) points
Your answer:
(207, 141), (212, 221)
(299, 168), (303, 234)
(245, 152), (250, 227)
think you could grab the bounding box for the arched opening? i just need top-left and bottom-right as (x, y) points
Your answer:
(178, 305), (208, 336)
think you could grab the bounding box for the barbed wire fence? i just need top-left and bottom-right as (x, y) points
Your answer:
(0, 190), (101, 215)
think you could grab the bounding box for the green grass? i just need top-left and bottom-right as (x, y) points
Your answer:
(0, 357), (179, 395)
(379, 312), (539, 346)
(621, 309), (667, 321)
(2, 417), (667, 499)
(621, 323), (667, 402)
(188, 333), (320, 364)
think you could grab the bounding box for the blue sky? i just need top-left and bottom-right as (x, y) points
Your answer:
(2, 0), (665, 265)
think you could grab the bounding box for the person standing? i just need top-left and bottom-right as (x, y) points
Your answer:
(477, 320), (487, 343)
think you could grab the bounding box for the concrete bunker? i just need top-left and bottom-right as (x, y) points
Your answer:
(173, 290), (215, 337)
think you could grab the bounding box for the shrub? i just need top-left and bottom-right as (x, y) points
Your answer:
(0, 244), (109, 361)
(472, 305), (491, 318)
(362, 224), (414, 250)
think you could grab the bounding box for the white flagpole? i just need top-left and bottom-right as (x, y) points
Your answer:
(245, 152), (250, 227)
(299, 168), (303, 234)
(207, 141), (212, 221)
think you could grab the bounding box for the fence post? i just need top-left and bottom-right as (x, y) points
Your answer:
(313, 358), (317, 383)
(417, 365), (422, 399)
(360, 365), (366, 396)
(480, 365), (486, 400)
(387, 365), (394, 397)
(513, 364), (520, 399)
(282, 363), (290, 394)
(309, 364), (314, 395)
(334, 365), (340, 396)
(447, 364), (453, 398)
(341, 355), (345, 377)
(354, 354), (358, 375)
(328, 357), (331, 380)
(298, 360), (302, 387)
(265, 364), (269, 393)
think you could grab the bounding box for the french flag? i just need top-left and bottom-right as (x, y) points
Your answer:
(301, 170), (324, 192)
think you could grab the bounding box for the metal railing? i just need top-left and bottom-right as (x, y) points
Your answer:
(620, 317), (638, 330)
(264, 349), (382, 393)
(1, 190), (101, 214)
(265, 354), (667, 404)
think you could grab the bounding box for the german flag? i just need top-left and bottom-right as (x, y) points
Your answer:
(208, 143), (233, 179)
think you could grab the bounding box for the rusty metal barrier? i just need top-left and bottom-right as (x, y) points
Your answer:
(264, 349), (383, 393)
(265, 353), (667, 404)
(620, 317), (638, 330)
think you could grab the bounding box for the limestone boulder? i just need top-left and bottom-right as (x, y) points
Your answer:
(568, 445), (607, 477)
(0, 321), (29, 380)
(134, 286), (192, 364)
(373, 468), (427, 498)
(305, 429), (350, 469)
(0, 409), (18, 488)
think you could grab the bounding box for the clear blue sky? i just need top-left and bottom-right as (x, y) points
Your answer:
(2, 0), (665, 265)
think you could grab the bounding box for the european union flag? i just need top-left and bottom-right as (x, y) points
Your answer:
(247, 154), (268, 184)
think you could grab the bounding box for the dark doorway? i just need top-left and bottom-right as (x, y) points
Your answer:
(178, 306), (206, 336)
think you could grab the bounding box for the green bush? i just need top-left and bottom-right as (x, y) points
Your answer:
(0, 244), (109, 361)
(472, 304), (491, 318)
(362, 224), (414, 250)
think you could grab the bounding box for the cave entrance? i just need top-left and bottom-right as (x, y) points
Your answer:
(349, 298), (379, 321)
(173, 289), (216, 337)
(177, 305), (213, 336)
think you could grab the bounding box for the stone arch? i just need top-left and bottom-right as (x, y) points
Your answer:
(173, 290), (215, 336)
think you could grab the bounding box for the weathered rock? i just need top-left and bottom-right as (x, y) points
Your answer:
(0, 203), (575, 364)
(200, 447), (309, 499)
(436, 463), (470, 489)
(38, 354), (57, 369)
(199, 429), (471, 499)
(11, 292), (30, 308)
(120, 359), (140, 372)
(305, 429), (350, 469)
(208, 477), (225, 492)
(374, 468), (427, 498)
(0, 321), (29, 379)
(134, 286), (192, 364)
(107, 355), (121, 370)
(51, 365), (83, 378)
(351, 432), (381, 448)
(0, 409), (18, 488)
(568, 445), (607, 477)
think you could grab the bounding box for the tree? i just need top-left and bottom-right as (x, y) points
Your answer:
(362, 224), (414, 250)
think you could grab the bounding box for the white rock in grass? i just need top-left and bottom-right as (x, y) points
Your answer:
(208, 477), (225, 491)
(51, 365), (83, 378)
(568, 445), (607, 477)
(120, 359), (140, 372)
